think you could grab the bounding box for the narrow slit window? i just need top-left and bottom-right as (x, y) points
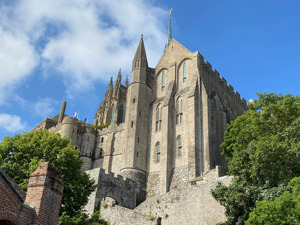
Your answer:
(183, 62), (187, 83)
(176, 98), (183, 124)
(155, 105), (163, 131)
(161, 71), (165, 91)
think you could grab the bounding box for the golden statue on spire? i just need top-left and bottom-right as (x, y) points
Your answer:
(169, 8), (173, 15)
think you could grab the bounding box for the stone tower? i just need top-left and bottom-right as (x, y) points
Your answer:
(120, 35), (152, 203)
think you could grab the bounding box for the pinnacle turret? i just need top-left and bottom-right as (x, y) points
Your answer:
(113, 69), (122, 98)
(132, 34), (148, 70)
(125, 76), (129, 87)
(117, 68), (122, 82)
(104, 77), (113, 103)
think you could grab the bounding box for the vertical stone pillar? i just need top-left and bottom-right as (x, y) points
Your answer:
(187, 93), (197, 181)
(160, 80), (175, 194)
(160, 104), (171, 194)
(58, 101), (66, 124)
(201, 83), (212, 172)
(25, 162), (64, 225)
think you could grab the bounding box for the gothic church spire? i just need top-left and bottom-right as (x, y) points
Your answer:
(132, 34), (148, 70)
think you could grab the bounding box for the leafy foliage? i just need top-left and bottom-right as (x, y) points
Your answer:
(59, 203), (109, 225)
(212, 93), (300, 225)
(59, 210), (109, 225)
(246, 177), (300, 225)
(0, 130), (95, 217)
(93, 123), (110, 130)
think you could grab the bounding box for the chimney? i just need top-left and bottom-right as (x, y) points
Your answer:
(25, 162), (64, 225)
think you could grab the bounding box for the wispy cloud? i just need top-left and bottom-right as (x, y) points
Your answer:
(0, 113), (27, 133)
(0, 0), (167, 103)
(33, 97), (58, 118)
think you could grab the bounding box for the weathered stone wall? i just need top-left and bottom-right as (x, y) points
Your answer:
(101, 204), (158, 225)
(102, 169), (232, 225)
(84, 168), (139, 215)
(169, 166), (189, 190)
(146, 172), (160, 198)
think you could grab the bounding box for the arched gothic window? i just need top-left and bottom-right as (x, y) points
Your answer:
(111, 109), (115, 124)
(156, 104), (163, 131)
(183, 62), (187, 83)
(176, 98), (183, 124)
(177, 136), (182, 157)
(156, 142), (161, 162)
(100, 148), (103, 157)
(117, 106), (123, 124)
(161, 71), (166, 91)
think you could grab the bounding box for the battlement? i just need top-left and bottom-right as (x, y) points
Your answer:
(99, 168), (136, 188)
(198, 54), (247, 110)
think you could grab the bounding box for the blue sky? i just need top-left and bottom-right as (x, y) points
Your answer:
(0, 0), (299, 141)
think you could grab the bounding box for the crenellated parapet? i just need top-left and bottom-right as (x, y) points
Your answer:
(198, 56), (248, 118)
(98, 168), (138, 209)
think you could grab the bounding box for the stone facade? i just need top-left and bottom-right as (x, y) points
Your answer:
(0, 162), (63, 225)
(33, 36), (247, 215)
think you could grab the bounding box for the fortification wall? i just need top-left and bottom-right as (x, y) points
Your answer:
(84, 168), (138, 215)
(101, 168), (232, 225)
(98, 169), (137, 209)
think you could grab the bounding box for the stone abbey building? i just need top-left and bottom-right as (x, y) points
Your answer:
(33, 32), (247, 214)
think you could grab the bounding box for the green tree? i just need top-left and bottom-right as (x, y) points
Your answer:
(59, 204), (109, 225)
(211, 93), (300, 225)
(245, 177), (300, 225)
(0, 130), (95, 217)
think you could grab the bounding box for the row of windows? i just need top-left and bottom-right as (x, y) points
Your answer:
(161, 62), (187, 91)
(155, 136), (182, 162)
(155, 98), (183, 131)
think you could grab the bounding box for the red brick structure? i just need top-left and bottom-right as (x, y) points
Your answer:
(0, 162), (63, 225)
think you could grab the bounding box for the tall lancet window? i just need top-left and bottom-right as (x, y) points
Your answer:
(111, 109), (115, 124)
(156, 142), (161, 162)
(176, 97), (183, 124)
(156, 105), (163, 131)
(183, 62), (187, 83)
(117, 106), (123, 124)
(177, 136), (182, 157)
(161, 71), (166, 91)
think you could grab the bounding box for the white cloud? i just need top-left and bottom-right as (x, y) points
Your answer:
(0, 0), (167, 101)
(0, 28), (38, 105)
(33, 98), (58, 118)
(0, 113), (27, 133)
